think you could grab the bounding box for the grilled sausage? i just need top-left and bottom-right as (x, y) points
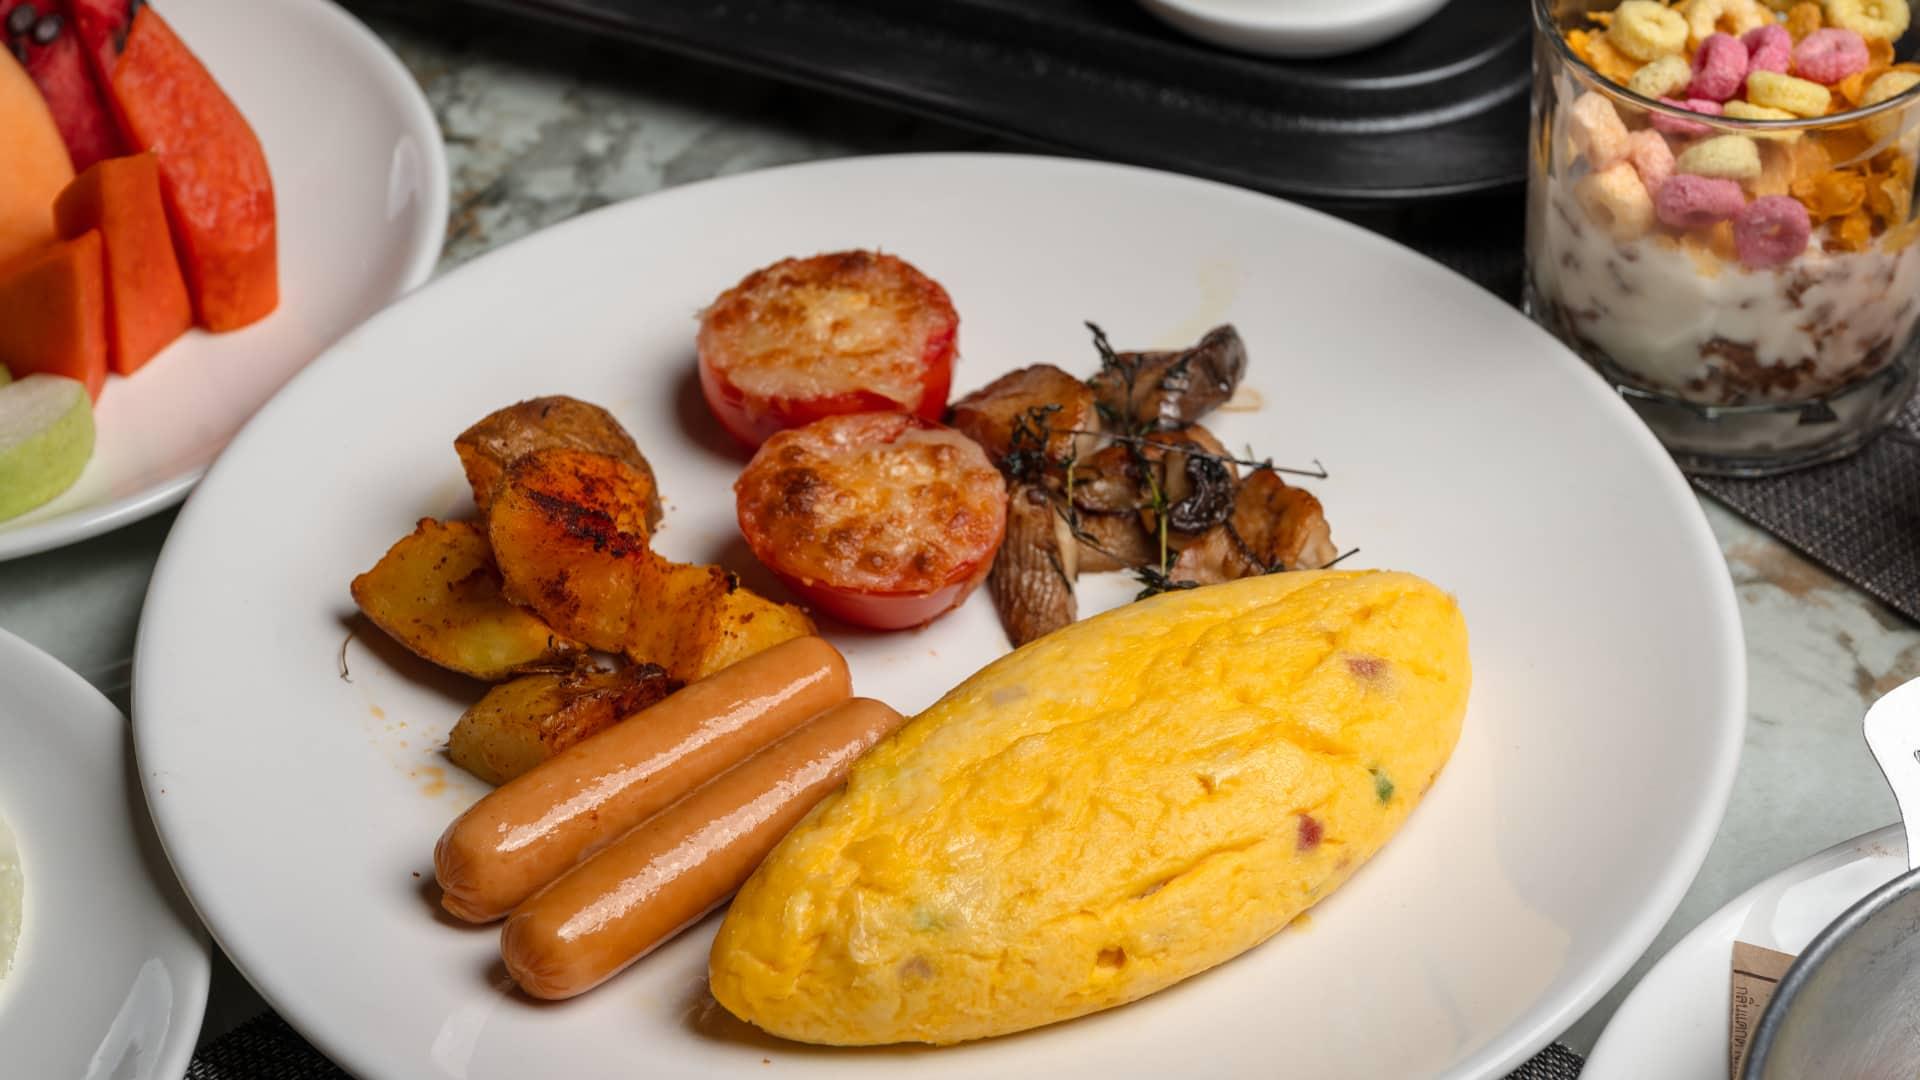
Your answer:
(501, 698), (907, 999)
(434, 636), (851, 922)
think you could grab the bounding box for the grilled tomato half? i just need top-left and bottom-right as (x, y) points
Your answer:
(735, 412), (1007, 630)
(696, 251), (958, 448)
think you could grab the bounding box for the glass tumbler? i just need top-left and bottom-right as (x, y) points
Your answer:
(1526, 0), (1920, 475)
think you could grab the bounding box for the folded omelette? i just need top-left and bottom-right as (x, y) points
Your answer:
(709, 569), (1470, 1044)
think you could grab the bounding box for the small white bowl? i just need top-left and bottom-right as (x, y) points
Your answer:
(0, 628), (209, 1079)
(1138, 0), (1453, 58)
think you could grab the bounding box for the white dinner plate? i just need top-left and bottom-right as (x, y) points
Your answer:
(133, 153), (1745, 1079)
(1584, 825), (1907, 1079)
(0, 628), (210, 1078)
(0, 0), (447, 561)
(1137, 0), (1451, 58)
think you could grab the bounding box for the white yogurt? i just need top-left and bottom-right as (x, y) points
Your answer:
(1533, 193), (1920, 404)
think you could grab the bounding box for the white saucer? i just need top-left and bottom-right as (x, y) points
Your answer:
(1584, 825), (1907, 1079)
(1137, 0), (1452, 58)
(0, 628), (211, 1078)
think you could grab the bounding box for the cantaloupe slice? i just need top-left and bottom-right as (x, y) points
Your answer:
(96, 6), (278, 332)
(55, 153), (191, 376)
(0, 0), (123, 171)
(0, 48), (74, 268)
(0, 232), (108, 401)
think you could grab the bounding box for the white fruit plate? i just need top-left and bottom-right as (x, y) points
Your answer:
(0, 0), (447, 560)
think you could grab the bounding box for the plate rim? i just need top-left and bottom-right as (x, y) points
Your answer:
(132, 150), (1747, 1080)
(0, 0), (450, 564)
(0, 626), (212, 1078)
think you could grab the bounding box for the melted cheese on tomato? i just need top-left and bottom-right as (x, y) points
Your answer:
(737, 415), (1006, 594)
(699, 252), (953, 406)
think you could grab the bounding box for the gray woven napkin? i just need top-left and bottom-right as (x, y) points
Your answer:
(1694, 395), (1920, 622)
(188, 1011), (1583, 1077)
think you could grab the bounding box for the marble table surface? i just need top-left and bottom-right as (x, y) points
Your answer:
(3, 2), (1917, 1065)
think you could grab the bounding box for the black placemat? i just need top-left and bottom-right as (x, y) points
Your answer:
(1511, 1042), (1590, 1080)
(185, 1015), (345, 1080)
(352, 0), (1530, 206)
(1696, 400), (1920, 622)
(187, 1010), (1585, 1078)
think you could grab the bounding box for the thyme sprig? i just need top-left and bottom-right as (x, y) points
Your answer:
(1003, 403), (1064, 484)
(1132, 564), (1199, 601)
(1067, 429), (1326, 479)
(1087, 321), (1149, 438)
(1007, 403), (1096, 554)
(1127, 435), (1173, 578)
(1009, 405), (1327, 482)
(1322, 547), (1361, 570)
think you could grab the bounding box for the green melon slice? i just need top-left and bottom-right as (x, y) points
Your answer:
(0, 373), (95, 521)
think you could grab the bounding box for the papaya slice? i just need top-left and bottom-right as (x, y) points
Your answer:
(0, 0), (123, 171)
(0, 232), (109, 401)
(0, 46), (73, 267)
(54, 153), (191, 376)
(96, 5), (277, 332)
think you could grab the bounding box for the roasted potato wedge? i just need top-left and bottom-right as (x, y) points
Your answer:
(488, 444), (814, 681)
(488, 447), (659, 651)
(456, 396), (663, 528)
(447, 663), (680, 785)
(351, 518), (581, 680)
(624, 559), (816, 682)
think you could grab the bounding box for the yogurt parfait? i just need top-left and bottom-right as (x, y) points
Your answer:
(1527, 0), (1920, 473)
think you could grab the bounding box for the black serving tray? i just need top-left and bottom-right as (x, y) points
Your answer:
(397, 0), (1532, 205)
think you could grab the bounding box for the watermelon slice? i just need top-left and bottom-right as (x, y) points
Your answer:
(59, 0), (123, 83)
(0, 45), (72, 267)
(1, 0), (121, 170)
(86, 4), (277, 331)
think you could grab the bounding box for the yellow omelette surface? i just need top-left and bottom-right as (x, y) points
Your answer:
(709, 569), (1471, 1045)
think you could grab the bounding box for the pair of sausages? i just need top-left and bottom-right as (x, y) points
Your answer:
(434, 636), (902, 999)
